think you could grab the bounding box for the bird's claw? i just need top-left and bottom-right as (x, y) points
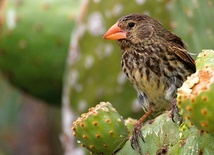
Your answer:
(170, 99), (182, 125)
(130, 124), (144, 155)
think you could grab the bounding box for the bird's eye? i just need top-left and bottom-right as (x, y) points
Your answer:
(128, 22), (135, 28)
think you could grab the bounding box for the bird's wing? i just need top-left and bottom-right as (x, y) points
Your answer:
(166, 32), (196, 72)
(172, 46), (196, 72)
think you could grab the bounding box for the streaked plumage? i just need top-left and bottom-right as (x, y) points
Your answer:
(104, 13), (196, 154)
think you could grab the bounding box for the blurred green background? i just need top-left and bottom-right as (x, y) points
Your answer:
(0, 0), (213, 154)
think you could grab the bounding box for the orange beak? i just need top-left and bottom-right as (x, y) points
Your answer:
(103, 22), (127, 40)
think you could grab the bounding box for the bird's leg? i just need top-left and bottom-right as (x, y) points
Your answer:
(170, 98), (182, 124)
(131, 108), (153, 154)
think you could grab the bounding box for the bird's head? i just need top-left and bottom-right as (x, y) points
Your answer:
(103, 13), (165, 46)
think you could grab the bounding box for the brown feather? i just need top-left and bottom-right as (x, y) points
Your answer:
(172, 46), (196, 72)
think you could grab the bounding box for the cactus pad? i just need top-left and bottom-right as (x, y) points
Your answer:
(116, 112), (214, 155)
(124, 117), (137, 136)
(0, 0), (80, 104)
(196, 49), (214, 69)
(72, 102), (129, 154)
(177, 68), (214, 132)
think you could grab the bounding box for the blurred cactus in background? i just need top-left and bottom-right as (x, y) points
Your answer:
(171, 0), (214, 54)
(0, 0), (81, 104)
(0, 0), (79, 154)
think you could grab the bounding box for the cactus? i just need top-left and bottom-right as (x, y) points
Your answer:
(196, 49), (214, 69)
(177, 68), (214, 132)
(117, 112), (181, 155)
(118, 112), (214, 155)
(171, 0), (214, 54)
(0, 0), (81, 104)
(73, 104), (214, 155)
(72, 102), (129, 155)
(177, 50), (214, 132)
(124, 117), (137, 137)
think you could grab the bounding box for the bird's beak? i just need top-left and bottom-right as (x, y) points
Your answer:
(103, 22), (127, 40)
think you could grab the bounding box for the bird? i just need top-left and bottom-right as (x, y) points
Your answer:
(103, 13), (196, 154)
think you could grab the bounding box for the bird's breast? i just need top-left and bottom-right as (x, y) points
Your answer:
(122, 51), (167, 93)
(121, 49), (184, 111)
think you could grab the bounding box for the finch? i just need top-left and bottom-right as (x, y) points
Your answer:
(103, 13), (196, 154)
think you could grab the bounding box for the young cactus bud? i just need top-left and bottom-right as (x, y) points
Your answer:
(124, 118), (137, 136)
(72, 102), (129, 154)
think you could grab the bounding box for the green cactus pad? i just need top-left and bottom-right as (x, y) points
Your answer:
(124, 118), (137, 137)
(171, 0), (214, 54)
(0, 0), (80, 104)
(196, 49), (214, 69)
(117, 112), (180, 155)
(72, 102), (129, 154)
(177, 68), (214, 132)
(116, 112), (214, 155)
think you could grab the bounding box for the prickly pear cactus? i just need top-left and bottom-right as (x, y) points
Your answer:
(117, 112), (181, 155)
(177, 50), (214, 132)
(0, 0), (81, 104)
(66, 0), (172, 117)
(171, 0), (214, 54)
(124, 117), (137, 136)
(196, 49), (214, 69)
(72, 102), (129, 155)
(118, 113), (214, 155)
(73, 103), (214, 155)
(177, 68), (214, 132)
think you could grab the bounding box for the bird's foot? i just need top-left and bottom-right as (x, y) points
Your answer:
(131, 122), (144, 155)
(170, 98), (182, 125)
(130, 109), (152, 155)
